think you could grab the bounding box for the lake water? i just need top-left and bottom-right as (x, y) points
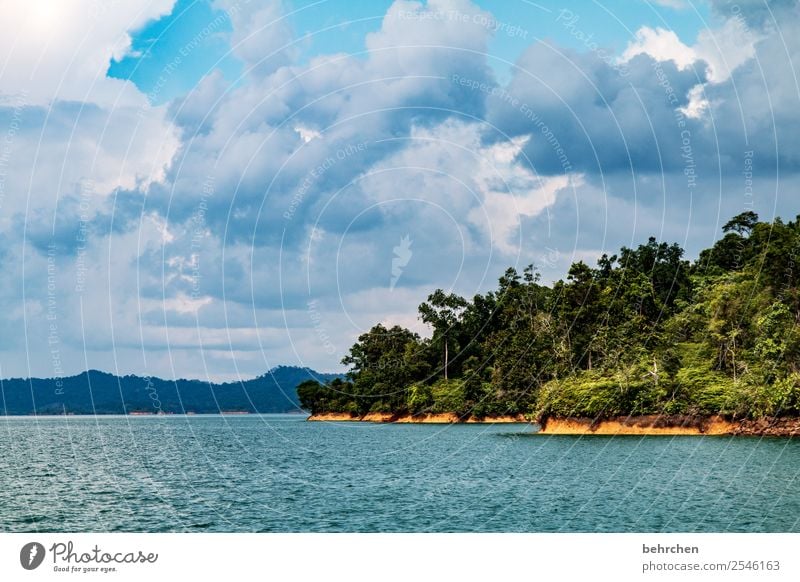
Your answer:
(1, 415), (799, 532)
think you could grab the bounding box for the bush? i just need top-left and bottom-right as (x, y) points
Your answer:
(675, 365), (737, 415)
(407, 383), (434, 413)
(729, 373), (800, 418)
(431, 379), (467, 414)
(536, 372), (629, 419)
(469, 382), (512, 417)
(369, 400), (394, 413)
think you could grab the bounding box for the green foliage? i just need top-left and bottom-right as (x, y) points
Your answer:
(341, 324), (429, 414)
(297, 378), (357, 414)
(304, 212), (800, 421)
(535, 359), (671, 420)
(430, 379), (467, 414)
(419, 290), (469, 380)
(723, 211), (759, 236)
(407, 383), (434, 413)
(673, 362), (736, 415)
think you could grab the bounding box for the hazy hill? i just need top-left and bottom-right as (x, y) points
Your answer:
(0, 366), (343, 415)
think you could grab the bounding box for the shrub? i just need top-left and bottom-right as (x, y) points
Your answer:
(407, 383), (434, 414)
(431, 379), (467, 414)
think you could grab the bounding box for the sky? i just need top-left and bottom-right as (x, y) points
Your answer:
(0, 0), (797, 381)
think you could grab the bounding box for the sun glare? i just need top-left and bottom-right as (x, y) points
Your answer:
(29, 0), (65, 34)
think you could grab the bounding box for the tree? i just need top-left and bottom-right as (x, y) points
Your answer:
(618, 238), (691, 317)
(297, 380), (324, 413)
(554, 261), (602, 370)
(723, 211), (759, 237)
(482, 266), (553, 412)
(341, 324), (426, 413)
(311, 211), (800, 423)
(418, 290), (468, 380)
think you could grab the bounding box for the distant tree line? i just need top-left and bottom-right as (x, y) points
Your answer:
(298, 212), (800, 421)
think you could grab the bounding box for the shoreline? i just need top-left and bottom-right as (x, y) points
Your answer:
(306, 412), (528, 423)
(308, 412), (800, 435)
(538, 415), (800, 436)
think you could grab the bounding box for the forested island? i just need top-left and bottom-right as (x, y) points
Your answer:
(298, 212), (800, 435)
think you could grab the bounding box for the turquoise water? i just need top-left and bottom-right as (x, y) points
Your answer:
(1, 414), (799, 532)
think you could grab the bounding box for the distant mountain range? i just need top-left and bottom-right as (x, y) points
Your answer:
(0, 366), (344, 415)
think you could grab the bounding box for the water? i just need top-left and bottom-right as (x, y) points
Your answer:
(1, 414), (799, 532)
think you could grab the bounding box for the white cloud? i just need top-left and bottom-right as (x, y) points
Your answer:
(620, 17), (761, 123)
(621, 27), (698, 71)
(0, 0), (175, 107)
(621, 18), (760, 84)
(3, 0), (797, 381)
(0, 0), (181, 227)
(294, 125), (320, 143)
(467, 135), (579, 255)
(360, 120), (578, 256)
(694, 16), (761, 83)
(679, 83), (710, 119)
(160, 293), (213, 315)
(212, 0), (296, 78)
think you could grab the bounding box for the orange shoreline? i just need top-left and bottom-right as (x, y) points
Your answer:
(307, 413), (800, 436)
(537, 416), (734, 436)
(306, 412), (527, 423)
(538, 415), (800, 436)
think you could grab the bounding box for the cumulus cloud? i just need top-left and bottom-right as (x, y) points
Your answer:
(621, 18), (760, 83)
(621, 27), (698, 71)
(0, 0), (181, 248)
(0, 0), (175, 107)
(489, 42), (704, 176)
(212, 0), (296, 78)
(2, 0), (800, 380)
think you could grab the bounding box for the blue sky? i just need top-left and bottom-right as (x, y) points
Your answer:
(108, 0), (242, 103)
(0, 0), (797, 381)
